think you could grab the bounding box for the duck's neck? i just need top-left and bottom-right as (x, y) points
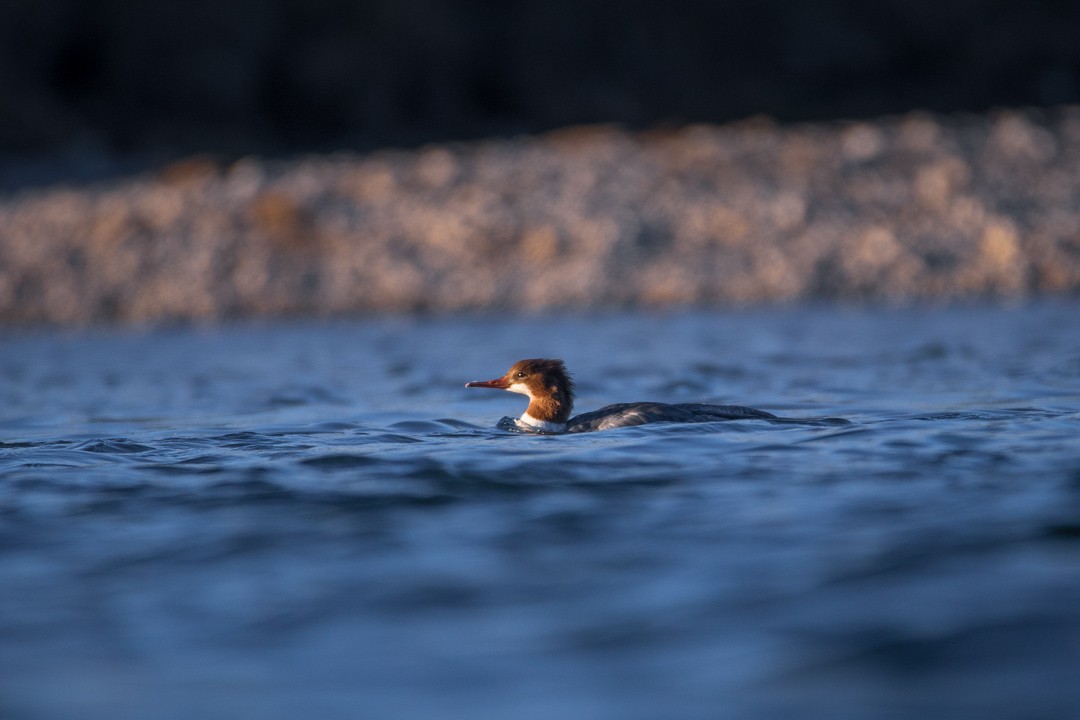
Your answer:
(525, 385), (572, 425)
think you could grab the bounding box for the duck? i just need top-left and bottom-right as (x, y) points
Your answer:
(465, 358), (777, 433)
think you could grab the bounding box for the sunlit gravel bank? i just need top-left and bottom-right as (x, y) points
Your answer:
(3, 108), (1080, 324)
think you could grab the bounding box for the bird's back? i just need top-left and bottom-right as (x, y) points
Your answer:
(566, 402), (776, 432)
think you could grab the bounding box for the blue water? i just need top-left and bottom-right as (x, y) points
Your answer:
(2, 304), (1079, 720)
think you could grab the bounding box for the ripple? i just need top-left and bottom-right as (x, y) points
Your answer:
(300, 453), (382, 469)
(74, 438), (156, 454)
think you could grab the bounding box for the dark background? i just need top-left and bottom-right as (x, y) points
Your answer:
(2, 1), (1078, 165)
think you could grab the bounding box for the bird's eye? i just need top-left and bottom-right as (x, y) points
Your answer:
(515, 371), (526, 379)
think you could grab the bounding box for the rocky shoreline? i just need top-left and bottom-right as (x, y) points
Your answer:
(3, 108), (1080, 325)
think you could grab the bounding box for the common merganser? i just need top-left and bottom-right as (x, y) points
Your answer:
(465, 358), (777, 433)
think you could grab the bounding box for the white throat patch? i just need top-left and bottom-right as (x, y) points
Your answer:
(507, 382), (533, 397)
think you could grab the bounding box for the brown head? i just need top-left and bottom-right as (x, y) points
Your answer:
(465, 358), (575, 424)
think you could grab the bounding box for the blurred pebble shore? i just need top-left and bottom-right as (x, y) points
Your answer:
(3, 108), (1080, 325)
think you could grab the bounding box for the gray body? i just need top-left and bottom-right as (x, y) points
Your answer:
(565, 402), (777, 432)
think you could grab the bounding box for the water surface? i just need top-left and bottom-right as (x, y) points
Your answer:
(2, 304), (1079, 719)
